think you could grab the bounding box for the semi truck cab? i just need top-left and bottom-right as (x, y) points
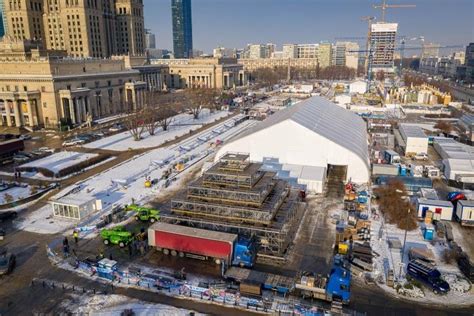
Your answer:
(232, 237), (257, 268)
(326, 265), (351, 304)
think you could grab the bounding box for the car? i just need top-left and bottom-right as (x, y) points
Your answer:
(413, 153), (429, 161)
(62, 138), (85, 147)
(93, 131), (105, 138)
(30, 150), (47, 156)
(0, 211), (18, 222)
(17, 152), (33, 158)
(38, 147), (55, 153)
(19, 134), (32, 141)
(108, 124), (125, 132)
(13, 155), (30, 163)
(0, 247), (16, 276)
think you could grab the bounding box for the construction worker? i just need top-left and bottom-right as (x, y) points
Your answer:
(73, 230), (79, 244)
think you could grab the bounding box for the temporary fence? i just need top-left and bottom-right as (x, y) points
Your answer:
(46, 238), (335, 316)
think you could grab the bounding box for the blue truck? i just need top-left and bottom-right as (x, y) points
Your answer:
(407, 259), (450, 294)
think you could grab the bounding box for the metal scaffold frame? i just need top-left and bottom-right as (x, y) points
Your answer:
(162, 152), (308, 261)
(163, 193), (306, 259)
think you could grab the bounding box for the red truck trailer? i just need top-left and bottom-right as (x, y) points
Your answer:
(148, 222), (237, 264)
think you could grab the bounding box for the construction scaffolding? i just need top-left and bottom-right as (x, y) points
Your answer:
(162, 153), (307, 261)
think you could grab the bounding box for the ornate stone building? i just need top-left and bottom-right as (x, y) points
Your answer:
(0, 38), (147, 128)
(151, 57), (247, 89)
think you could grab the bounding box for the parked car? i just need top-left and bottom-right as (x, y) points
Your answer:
(413, 153), (429, 161)
(38, 147), (55, 153)
(19, 134), (32, 141)
(0, 247), (16, 276)
(62, 138), (85, 147)
(13, 154), (30, 163)
(407, 259), (450, 294)
(108, 124), (125, 132)
(0, 212), (17, 222)
(17, 152), (33, 158)
(93, 131), (105, 138)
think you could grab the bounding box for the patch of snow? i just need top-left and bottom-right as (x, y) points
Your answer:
(84, 110), (231, 151)
(61, 293), (205, 315)
(0, 185), (31, 204)
(19, 116), (256, 235)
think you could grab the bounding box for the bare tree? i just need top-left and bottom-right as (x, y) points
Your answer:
(184, 88), (219, 119)
(434, 120), (453, 135)
(123, 110), (145, 141)
(156, 102), (177, 131)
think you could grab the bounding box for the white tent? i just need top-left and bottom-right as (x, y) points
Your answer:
(216, 96), (370, 183)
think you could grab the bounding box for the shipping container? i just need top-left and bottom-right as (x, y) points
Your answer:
(372, 164), (399, 176)
(416, 198), (454, 221)
(455, 200), (474, 227)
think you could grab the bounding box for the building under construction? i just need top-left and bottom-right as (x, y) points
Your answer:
(159, 153), (306, 262)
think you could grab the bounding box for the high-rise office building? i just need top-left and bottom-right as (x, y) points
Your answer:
(4, 0), (145, 57)
(145, 28), (156, 49)
(248, 44), (266, 59)
(465, 43), (474, 83)
(421, 43), (440, 59)
(172, 0), (193, 58)
(265, 43), (276, 58)
(333, 42), (359, 69)
(0, 0), (6, 37)
(368, 22), (398, 73)
(318, 42), (332, 68)
(297, 44), (318, 58)
(282, 44), (297, 59)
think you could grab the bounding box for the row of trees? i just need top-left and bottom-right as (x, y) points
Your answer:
(403, 73), (452, 94)
(123, 89), (223, 141)
(249, 65), (357, 86)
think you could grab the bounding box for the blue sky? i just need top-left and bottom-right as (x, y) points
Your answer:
(144, 0), (474, 53)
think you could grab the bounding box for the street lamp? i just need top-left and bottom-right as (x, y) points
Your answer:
(395, 189), (410, 278)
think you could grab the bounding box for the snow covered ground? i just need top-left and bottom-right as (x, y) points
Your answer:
(61, 293), (205, 315)
(84, 109), (231, 151)
(0, 185), (31, 204)
(367, 212), (474, 305)
(20, 151), (98, 175)
(19, 115), (256, 235)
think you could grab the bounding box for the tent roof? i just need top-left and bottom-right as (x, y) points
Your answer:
(234, 96), (368, 165)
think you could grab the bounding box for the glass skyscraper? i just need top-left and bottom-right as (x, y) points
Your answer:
(0, 0), (5, 38)
(172, 0), (193, 58)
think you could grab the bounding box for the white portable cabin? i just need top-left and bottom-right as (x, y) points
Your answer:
(456, 200), (474, 226)
(416, 198), (454, 221)
(51, 196), (102, 220)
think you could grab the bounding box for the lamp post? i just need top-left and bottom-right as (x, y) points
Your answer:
(399, 207), (411, 278)
(395, 189), (410, 279)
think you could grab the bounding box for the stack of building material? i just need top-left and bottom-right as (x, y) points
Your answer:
(350, 242), (374, 272)
(408, 247), (435, 264)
